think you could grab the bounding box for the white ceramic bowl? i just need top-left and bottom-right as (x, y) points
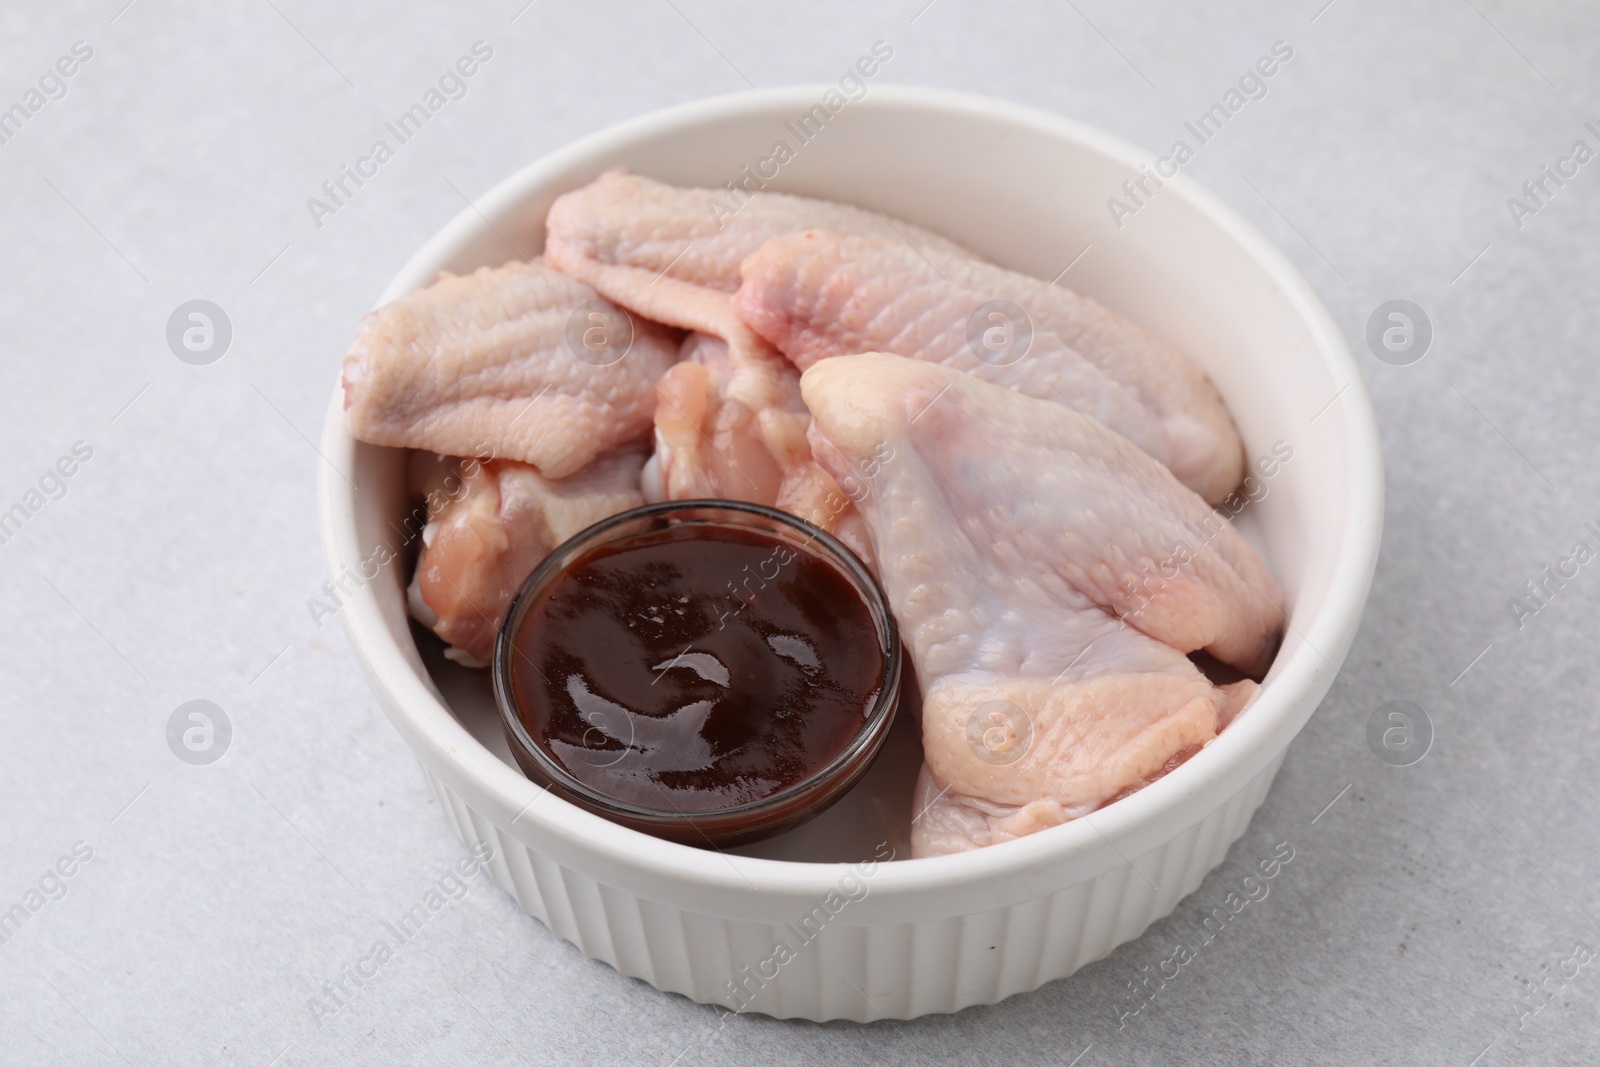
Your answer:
(319, 86), (1382, 1022)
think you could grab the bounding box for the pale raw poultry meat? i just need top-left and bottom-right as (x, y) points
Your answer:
(544, 171), (970, 544)
(644, 332), (783, 504)
(542, 170), (969, 331)
(407, 450), (646, 666)
(645, 332), (876, 565)
(737, 230), (1246, 504)
(343, 258), (677, 479)
(800, 355), (1283, 857)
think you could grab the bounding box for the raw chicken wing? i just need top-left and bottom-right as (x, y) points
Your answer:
(544, 172), (967, 536)
(800, 355), (1282, 856)
(738, 231), (1245, 503)
(408, 450), (646, 666)
(343, 259), (677, 479)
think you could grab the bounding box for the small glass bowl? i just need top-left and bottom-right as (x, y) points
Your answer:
(492, 500), (901, 848)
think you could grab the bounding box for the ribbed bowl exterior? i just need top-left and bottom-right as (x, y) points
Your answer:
(418, 752), (1285, 1021)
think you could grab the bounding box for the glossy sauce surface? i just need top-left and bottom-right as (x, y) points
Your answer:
(508, 522), (884, 813)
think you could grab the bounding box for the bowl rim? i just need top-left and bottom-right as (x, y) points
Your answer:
(319, 83), (1383, 903)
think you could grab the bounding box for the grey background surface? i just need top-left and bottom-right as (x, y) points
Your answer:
(1, 1), (1596, 1064)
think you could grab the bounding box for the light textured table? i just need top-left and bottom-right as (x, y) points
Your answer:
(2, 2), (1596, 1064)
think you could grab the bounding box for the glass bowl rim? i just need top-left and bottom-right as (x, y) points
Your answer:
(491, 498), (903, 827)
